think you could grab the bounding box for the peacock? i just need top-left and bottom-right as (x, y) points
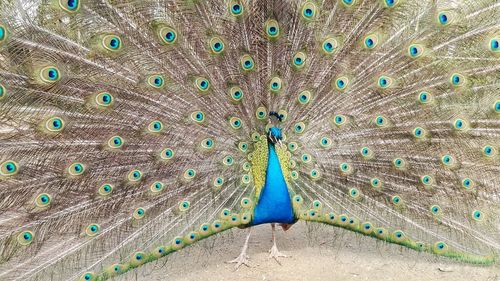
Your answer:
(0, 0), (499, 280)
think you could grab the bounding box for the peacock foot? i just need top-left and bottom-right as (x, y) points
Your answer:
(227, 252), (251, 270)
(268, 243), (290, 265)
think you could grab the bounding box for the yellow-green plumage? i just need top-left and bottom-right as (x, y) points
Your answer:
(0, 0), (499, 280)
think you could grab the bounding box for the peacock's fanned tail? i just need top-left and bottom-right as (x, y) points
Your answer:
(0, 0), (499, 280)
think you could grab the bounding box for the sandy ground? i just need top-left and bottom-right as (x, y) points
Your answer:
(120, 222), (499, 281)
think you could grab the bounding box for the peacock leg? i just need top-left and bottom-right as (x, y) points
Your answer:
(227, 227), (252, 269)
(268, 223), (289, 264)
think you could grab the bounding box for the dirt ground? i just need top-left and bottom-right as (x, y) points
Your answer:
(120, 222), (499, 281)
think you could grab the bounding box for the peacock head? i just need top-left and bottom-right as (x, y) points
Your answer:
(268, 111), (283, 143)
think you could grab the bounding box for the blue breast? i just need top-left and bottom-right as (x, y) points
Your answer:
(250, 143), (295, 225)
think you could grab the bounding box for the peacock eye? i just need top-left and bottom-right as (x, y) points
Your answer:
(128, 169), (142, 182)
(158, 27), (177, 45)
(40, 66), (61, 83)
(85, 224), (100, 236)
(45, 117), (65, 132)
(0, 25), (7, 44)
(191, 111), (206, 124)
(35, 193), (52, 207)
(107, 136), (124, 149)
(209, 36), (225, 54)
(301, 2), (317, 20)
(195, 77), (210, 92)
(59, 0), (80, 12)
(322, 37), (338, 54)
(229, 1), (243, 16)
(68, 163), (85, 176)
(160, 148), (174, 160)
(265, 19), (280, 39)
(133, 207), (146, 219)
(17, 230), (34, 245)
(102, 35), (123, 51)
(95, 92), (114, 107)
(240, 54), (255, 71)
(1, 160), (19, 176)
(292, 52), (307, 69)
(383, 0), (399, 8)
(229, 117), (242, 129)
(269, 77), (283, 93)
(363, 34), (379, 49)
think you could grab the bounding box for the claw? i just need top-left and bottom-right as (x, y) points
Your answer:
(227, 252), (251, 270)
(268, 243), (290, 265)
(226, 227), (252, 270)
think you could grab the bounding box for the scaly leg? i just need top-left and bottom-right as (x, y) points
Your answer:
(227, 227), (252, 269)
(268, 223), (289, 265)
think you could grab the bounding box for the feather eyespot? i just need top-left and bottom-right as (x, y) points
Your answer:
(191, 111), (206, 124)
(301, 2), (318, 20)
(209, 36), (225, 54)
(17, 231), (34, 245)
(68, 163), (85, 176)
(0, 160), (18, 176)
(85, 224), (100, 236)
(0, 25), (7, 44)
(240, 54), (255, 71)
(127, 169), (142, 182)
(39, 66), (61, 83)
(35, 193), (51, 207)
(158, 27), (177, 45)
(102, 35), (123, 52)
(59, 0), (80, 12)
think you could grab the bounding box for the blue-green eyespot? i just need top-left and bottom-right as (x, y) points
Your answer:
(382, 0), (399, 8)
(85, 224), (100, 237)
(0, 84), (6, 100)
(363, 34), (379, 49)
(102, 35), (123, 52)
(184, 168), (196, 180)
(190, 111), (205, 124)
(0, 24), (8, 44)
(68, 163), (85, 176)
(269, 76), (283, 93)
(297, 90), (312, 105)
(127, 169), (142, 182)
(335, 76), (349, 91)
(256, 106), (267, 120)
(377, 75), (393, 89)
(59, 0), (80, 13)
(209, 36), (225, 54)
(45, 116), (65, 132)
(421, 175), (434, 187)
(418, 91), (432, 104)
(148, 120), (164, 133)
(265, 19), (280, 39)
(195, 77), (210, 92)
(160, 148), (174, 160)
(35, 193), (52, 207)
(450, 73), (465, 87)
(98, 184), (113, 196)
(408, 43), (424, 58)
(158, 26), (178, 45)
(229, 1), (244, 16)
(0, 160), (19, 176)
(437, 11), (455, 26)
(80, 272), (95, 281)
(133, 207), (146, 219)
(301, 2), (318, 20)
(39, 66), (61, 83)
(229, 86), (243, 102)
(240, 54), (255, 71)
(17, 230), (34, 245)
(95, 92), (114, 107)
(292, 52), (307, 69)
(321, 37), (338, 55)
(147, 75), (165, 89)
(107, 136), (124, 149)
(229, 117), (242, 130)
